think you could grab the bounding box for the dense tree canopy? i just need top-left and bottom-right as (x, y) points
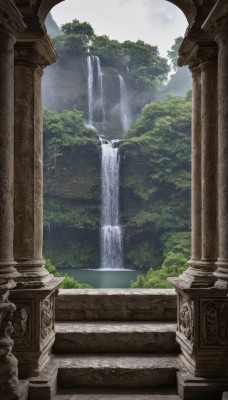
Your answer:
(120, 93), (192, 232)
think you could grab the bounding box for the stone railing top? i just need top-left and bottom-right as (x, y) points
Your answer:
(58, 288), (176, 296)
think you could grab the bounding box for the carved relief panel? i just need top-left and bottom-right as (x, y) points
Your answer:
(200, 298), (228, 348)
(177, 293), (194, 350)
(41, 293), (54, 342)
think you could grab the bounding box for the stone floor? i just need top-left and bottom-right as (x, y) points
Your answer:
(56, 388), (180, 399)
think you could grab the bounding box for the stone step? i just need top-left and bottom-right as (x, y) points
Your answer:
(54, 322), (179, 354)
(55, 388), (180, 399)
(56, 354), (178, 389)
(56, 289), (177, 321)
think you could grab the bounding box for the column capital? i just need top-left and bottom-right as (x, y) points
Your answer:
(202, 0), (228, 45)
(15, 33), (58, 68)
(0, 0), (26, 38)
(178, 35), (218, 70)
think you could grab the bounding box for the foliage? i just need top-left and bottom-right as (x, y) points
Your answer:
(131, 231), (189, 288)
(121, 94), (191, 232)
(44, 229), (99, 269)
(90, 36), (169, 91)
(44, 259), (92, 288)
(43, 108), (99, 169)
(167, 36), (183, 70)
(44, 197), (99, 229)
(126, 241), (162, 270)
(131, 252), (187, 288)
(161, 231), (191, 258)
(61, 20), (94, 39)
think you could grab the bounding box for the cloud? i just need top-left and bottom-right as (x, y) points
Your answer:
(143, 0), (179, 26)
(118, 0), (132, 5)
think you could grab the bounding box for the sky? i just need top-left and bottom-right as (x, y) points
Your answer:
(52, 0), (188, 58)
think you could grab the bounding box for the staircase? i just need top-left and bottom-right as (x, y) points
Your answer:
(28, 289), (180, 399)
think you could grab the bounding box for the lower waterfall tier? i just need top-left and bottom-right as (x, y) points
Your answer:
(100, 226), (124, 270)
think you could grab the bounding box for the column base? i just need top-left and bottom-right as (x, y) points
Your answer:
(177, 365), (228, 400)
(10, 277), (63, 379)
(214, 259), (228, 288)
(178, 259), (217, 287)
(14, 260), (54, 288)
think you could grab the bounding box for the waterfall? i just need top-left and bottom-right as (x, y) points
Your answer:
(87, 56), (94, 126)
(100, 139), (124, 269)
(119, 74), (131, 132)
(87, 55), (105, 128)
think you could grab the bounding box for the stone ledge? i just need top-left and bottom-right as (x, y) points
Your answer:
(56, 289), (177, 322)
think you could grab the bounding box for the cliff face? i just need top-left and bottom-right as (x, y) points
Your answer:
(44, 141), (101, 268)
(43, 59), (126, 138)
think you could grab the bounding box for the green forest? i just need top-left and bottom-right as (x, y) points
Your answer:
(43, 17), (192, 288)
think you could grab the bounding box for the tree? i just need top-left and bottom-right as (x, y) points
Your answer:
(167, 36), (183, 70)
(61, 19), (94, 39)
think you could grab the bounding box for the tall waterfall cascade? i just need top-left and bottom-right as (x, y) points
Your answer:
(119, 74), (131, 132)
(87, 55), (105, 128)
(100, 138), (124, 269)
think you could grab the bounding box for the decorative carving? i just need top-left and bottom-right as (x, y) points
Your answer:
(201, 300), (228, 347)
(179, 297), (194, 344)
(0, 290), (22, 399)
(0, 2), (26, 37)
(41, 295), (54, 340)
(12, 306), (29, 346)
(15, 45), (48, 68)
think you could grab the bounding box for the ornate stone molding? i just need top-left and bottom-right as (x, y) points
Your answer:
(15, 43), (49, 68)
(200, 299), (228, 347)
(179, 298), (194, 345)
(0, 290), (23, 400)
(202, 0), (228, 44)
(0, 0), (26, 38)
(41, 294), (54, 341)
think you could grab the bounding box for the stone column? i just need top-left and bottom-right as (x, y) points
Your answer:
(181, 64), (202, 285)
(12, 36), (63, 379)
(180, 49), (218, 287)
(210, 17), (228, 288)
(14, 45), (51, 288)
(200, 57), (218, 282)
(0, 1), (26, 399)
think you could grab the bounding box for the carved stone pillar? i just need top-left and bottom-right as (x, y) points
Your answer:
(14, 43), (55, 288)
(181, 64), (202, 286)
(11, 34), (63, 378)
(200, 56), (218, 282)
(180, 48), (218, 287)
(0, 1), (26, 399)
(203, 10), (228, 288)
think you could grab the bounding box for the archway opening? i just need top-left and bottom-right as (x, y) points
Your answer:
(42, 0), (190, 289)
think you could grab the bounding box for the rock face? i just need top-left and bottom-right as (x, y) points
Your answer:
(43, 59), (125, 138)
(44, 142), (101, 268)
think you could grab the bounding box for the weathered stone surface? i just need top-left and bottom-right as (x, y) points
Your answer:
(56, 354), (177, 388)
(54, 321), (179, 354)
(28, 357), (59, 400)
(55, 388), (180, 399)
(177, 369), (228, 400)
(55, 289), (177, 321)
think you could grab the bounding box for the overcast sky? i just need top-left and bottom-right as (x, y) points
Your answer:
(52, 0), (188, 58)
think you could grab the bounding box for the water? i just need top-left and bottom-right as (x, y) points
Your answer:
(58, 268), (140, 288)
(87, 55), (105, 128)
(119, 74), (131, 131)
(100, 139), (124, 269)
(87, 55), (94, 126)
